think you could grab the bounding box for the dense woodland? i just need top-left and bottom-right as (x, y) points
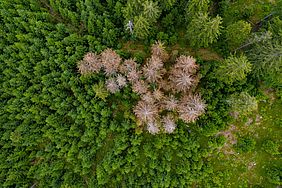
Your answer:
(0, 0), (281, 187)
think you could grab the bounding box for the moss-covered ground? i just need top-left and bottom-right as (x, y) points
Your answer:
(210, 89), (282, 187)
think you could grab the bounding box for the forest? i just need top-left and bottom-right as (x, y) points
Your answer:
(0, 0), (281, 187)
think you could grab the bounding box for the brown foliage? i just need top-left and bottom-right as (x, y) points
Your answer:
(147, 120), (160, 134)
(132, 80), (149, 95)
(142, 56), (164, 83)
(101, 48), (122, 76)
(151, 40), (169, 61)
(177, 94), (206, 123)
(168, 55), (199, 93)
(78, 60), (90, 75)
(127, 70), (141, 84)
(169, 71), (196, 93)
(152, 89), (164, 101)
(78, 52), (102, 75)
(106, 78), (120, 93)
(119, 58), (138, 74)
(133, 100), (158, 123)
(162, 95), (178, 111)
(157, 79), (173, 92)
(175, 55), (198, 74)
(162, 115), (176, 134)
(116, 74), (127, 88)
(141, 92), (155, 104)
(83, 52), (102, 73)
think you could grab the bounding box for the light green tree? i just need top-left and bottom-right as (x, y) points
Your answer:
(186, 0), (210, 18)
(122, 0), (161, 39)
(226, 20), (252, 50)
(227, 92), (258, 116)
(187, 13), (222, 48)
(122, 0), (143, 21)
(216, 54), (252, 84)
(93, 81), (109, 101)
(133, 15), (150, 39)
(142, 1), (160, 21)
(160, 0), (177, 10)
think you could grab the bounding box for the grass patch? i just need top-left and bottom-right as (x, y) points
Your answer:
(210, 93), (282, 187)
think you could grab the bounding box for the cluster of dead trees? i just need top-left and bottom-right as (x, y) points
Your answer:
(78, 41), (206, 134)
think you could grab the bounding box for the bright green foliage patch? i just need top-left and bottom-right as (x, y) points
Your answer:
(216, 54), (252, 84)
(225, 20), (252, 50)
(187, 13), (222, 48)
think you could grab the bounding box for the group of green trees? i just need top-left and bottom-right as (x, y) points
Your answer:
(0, 0), (281, 187)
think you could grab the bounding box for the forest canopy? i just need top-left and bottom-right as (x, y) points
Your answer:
(0, 0), (281, 187)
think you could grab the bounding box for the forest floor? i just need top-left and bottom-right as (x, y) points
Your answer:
(121, 40), (223, 62)
(211, 88), (282, 187)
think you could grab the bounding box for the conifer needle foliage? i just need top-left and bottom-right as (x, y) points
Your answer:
(77, 41), (206, 134)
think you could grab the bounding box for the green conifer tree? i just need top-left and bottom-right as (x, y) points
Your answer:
(227, 92), (258, 116)
(187, 13), (222, 48)
(216, 54), (252, 84)
(226, 20), (252, 50)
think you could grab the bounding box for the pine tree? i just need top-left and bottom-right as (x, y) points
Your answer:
(146, 120), (160, 134)
(152, 89), (164, 101)
(105, 78), (120, 93)
(92, 81), (109, 101)
(116, 74), (127, 88)
(162, 115), (176, 133)
(187, 13), (222, 48)
(141, 92), (155, 104)
(216, 54), (252, 84)
(132, 80), (149, 95)
(119, 58), (138, 74)
(77, 60), (91, 75)
(101, 48), (122, 76)
(174, 55), (198, 74)
(133, 100), (158, 123)
(142, 56), (164, 83)
(133, 15), (150, 39)
(122, 0), (143, 21)
(226, 20), (252, 50)
(169, 71), (195, 92)
(151, 40), (169, 61)
(227, 92), (258, 117)
(127, 69), (141, 84)
(177, 94), (206, 123)
(161, 0), (177, 10)
(169, 55), (199, 93)
(76, 43), (206, 134)
(249, 41), (282, 86)
(186, 0), (210, 17)
(142, 0), (160, 21)
(162, 95), (178, 111)
(83, 52), (102, 73)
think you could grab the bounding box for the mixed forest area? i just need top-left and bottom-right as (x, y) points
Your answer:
(0, 0), (282, 187)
